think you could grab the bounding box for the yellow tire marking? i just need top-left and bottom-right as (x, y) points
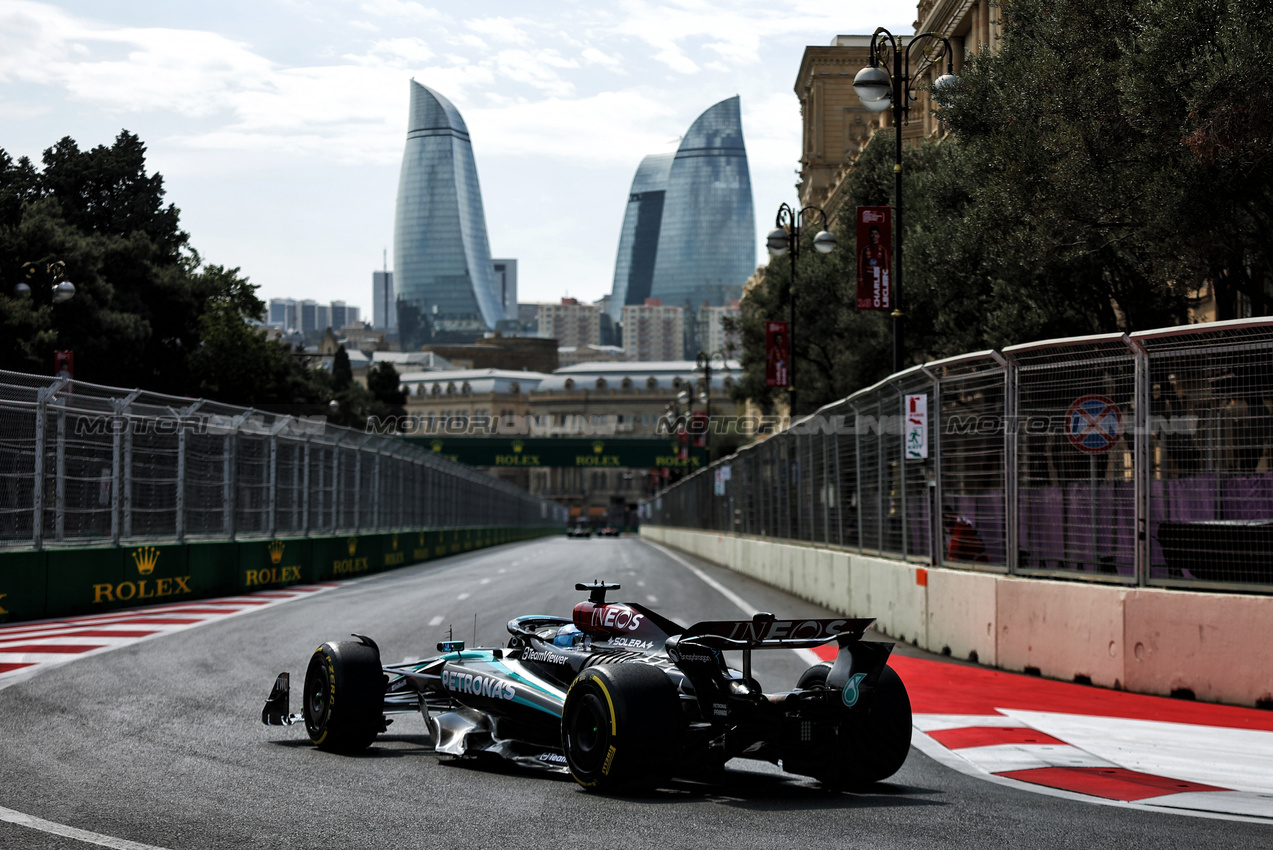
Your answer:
(589, 674), (617, 736)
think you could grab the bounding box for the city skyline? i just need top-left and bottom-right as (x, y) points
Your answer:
(0, 1), (917, 309)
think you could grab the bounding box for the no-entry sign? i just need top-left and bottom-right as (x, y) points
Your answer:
(1065, 395), (1122, 454)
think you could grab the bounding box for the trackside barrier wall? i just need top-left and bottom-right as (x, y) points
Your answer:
(0, 526), (558, 623)
(642, 526), (1273, 708)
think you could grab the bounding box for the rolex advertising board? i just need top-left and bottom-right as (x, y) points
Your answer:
(238, 538), (313, 591)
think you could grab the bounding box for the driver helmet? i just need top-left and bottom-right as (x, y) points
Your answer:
(553, 624), (583, 649)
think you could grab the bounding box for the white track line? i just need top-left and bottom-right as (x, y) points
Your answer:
(0, 805), (174, 850)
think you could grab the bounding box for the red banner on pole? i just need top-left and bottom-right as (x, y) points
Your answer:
(53, 350), (74, 379)
(764, 321), (789, 387)
(856, 206), (893, 311)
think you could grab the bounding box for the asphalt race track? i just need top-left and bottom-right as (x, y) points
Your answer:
(1, 536), (1269, 849)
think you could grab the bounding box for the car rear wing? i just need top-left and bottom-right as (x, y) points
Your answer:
(680, 614), (874, 650)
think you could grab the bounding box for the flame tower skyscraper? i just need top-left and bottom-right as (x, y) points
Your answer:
(394, 81), (503, 347)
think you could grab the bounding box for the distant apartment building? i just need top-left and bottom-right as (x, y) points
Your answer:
(373, 270), (396, 331)
(268, 298), (298, 331)
(621, 299), (684, 362)
(269, 298), (361, 334)
(492, 259), (518, 321)
(300, 300), (318, 334)
(699, 300), (741, 357)
(331, 300), (349, 330)
(537, 298), (602, 348)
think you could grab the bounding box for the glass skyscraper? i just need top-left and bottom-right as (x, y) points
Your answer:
(394, 80), (503, 348)
(609, 97), (755, 333)
(650, 96), (756, 311)
(608, 152), (674, 322)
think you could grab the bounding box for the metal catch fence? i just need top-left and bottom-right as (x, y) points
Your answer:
(0, 370), (565, 549)
(646, 318), (1273, 593)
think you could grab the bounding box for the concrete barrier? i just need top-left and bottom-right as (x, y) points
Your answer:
(1123, 589), (1273, 706)
(642, 525), (1273, 708)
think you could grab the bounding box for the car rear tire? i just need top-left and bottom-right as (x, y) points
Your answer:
(302, 640), (385, 753)
(561, 664), (683, 792)
(797, 661), (912, 785)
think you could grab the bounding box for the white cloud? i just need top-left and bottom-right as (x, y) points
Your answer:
(366, 37), (435, 65)
(357, 0), (444, 21)
(448, 33), (489, 50)
(466, 16), (533, 46)
(490, 48), (579, 96)
(581, 47), (620, 68)
(464, 89), (678, 168)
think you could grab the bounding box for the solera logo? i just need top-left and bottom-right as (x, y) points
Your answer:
(131, 546), (160, 576)
(268, 540), (285, 565)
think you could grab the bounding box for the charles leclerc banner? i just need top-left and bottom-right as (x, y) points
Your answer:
(856, 206), (893, 311)
(764, 320), (789, 387)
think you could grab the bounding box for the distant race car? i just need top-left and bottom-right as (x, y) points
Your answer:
(565, 525), (591, 538)
(261, 580), (912, 792)
(597, 527), (621, 537)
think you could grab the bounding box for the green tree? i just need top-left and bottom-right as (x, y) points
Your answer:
(366, 360), (408, 422)
(1, 131), (331, 408)
(331, 345), (353, 392)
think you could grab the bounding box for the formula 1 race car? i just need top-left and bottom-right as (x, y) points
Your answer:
(261, 581), (911, 792)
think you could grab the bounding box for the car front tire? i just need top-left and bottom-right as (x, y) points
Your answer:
(302, 640), (385, 753)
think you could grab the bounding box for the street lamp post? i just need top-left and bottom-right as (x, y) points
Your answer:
(766, 204), (836, 418)
(694, 349), (730, 461)
(853, 29), (958, 375)
(11, 259), (77, 376)
(12, 260), (76, 306)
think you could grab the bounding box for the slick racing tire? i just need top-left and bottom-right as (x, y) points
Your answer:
(303, 640), (385, 753)
(797, 661), (912, 785)
(561, 664), (683, 793)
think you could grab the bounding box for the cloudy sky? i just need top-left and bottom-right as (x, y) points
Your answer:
(0, 0), (916, 315)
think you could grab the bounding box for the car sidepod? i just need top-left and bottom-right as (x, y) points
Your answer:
(427, 649), (571, 769)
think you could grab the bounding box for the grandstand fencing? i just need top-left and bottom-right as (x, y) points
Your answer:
(646, 318), (1273, 593)
(0, 370), (565, 550)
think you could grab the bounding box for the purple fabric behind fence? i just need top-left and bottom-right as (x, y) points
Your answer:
(908, 498), (932, 559)
(1021, 487), (1065, 567)
(1064, 483), (1096, 568)
(1221, 474), (1273, 521)
(1166, 474), (1218, 522)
